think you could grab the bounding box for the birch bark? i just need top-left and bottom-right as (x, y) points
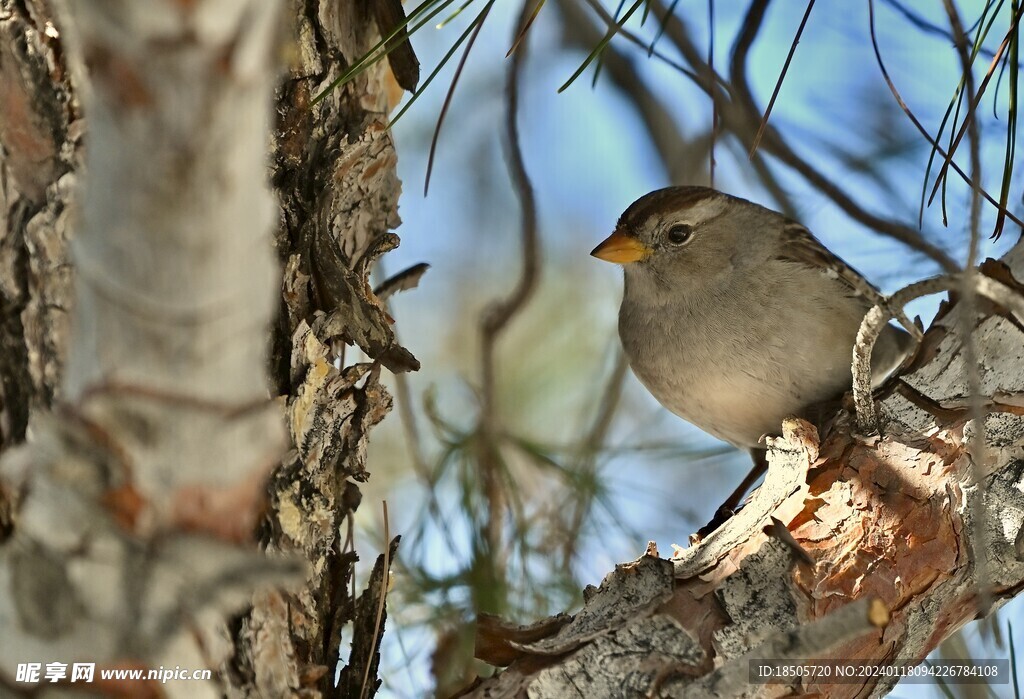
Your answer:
(0, 1), (294, 697)
(0, 1), (412, 697)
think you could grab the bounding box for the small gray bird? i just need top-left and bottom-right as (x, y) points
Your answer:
(592, 187), (912, 505)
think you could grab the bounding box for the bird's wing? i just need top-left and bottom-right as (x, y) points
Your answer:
(775, 222), (884, 306)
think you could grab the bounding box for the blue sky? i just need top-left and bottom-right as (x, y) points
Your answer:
(359, 2), (1023, 695)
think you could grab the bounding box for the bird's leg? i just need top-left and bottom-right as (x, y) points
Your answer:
(707, 399), (834, 529)
(721, 448), (769, 513)
(695, 449), (769, 540)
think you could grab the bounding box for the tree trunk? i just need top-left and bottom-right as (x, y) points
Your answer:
(468, 245), (1024, 697)
(0, 0), (291, 696)
(0, 1), (411, 697)
(0, 0), (77, 535)
(229, 1), (417, 696)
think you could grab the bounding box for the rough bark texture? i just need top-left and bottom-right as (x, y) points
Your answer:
(0, 1), (304, 697)
(467, 242), (1024, 697)
(0, 1), (412, 696)
(0, 0), (77, 524)
(225, 1), (416, 697)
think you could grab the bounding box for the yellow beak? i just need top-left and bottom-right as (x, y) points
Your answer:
(590, 230), (651, 264)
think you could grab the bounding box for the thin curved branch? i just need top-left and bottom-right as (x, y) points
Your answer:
(725, 0), (959, 271)
(881, 0), (1021, 67)
(559, 0), (702, 185)
(424, 1), (496, 195)
(581, 0), (961, 271)
(941, 0), (994, 617)
(747, 0), (815, 158)
(578, 0), (709, 91)
(867, 0), (1024, 230)
(477, 0), (542, 559)
(851, 273), (1024, 432)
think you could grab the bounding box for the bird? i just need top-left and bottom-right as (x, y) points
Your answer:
(591, 187), (913, 512)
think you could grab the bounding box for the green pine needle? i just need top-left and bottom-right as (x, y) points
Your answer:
(311, 0), (462, 106)
(558, 0), (645, 93)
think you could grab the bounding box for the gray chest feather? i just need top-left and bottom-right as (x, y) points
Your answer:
(617, 271), (866, 447)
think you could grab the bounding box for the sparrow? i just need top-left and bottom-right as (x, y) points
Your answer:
(592, 187), (912, 507)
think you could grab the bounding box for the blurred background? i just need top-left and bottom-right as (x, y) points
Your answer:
(348, 1), (1022, 695)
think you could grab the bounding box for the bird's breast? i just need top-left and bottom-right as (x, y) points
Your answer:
(617, 274), (863, 448)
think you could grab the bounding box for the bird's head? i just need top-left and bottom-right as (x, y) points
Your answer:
(591, 187), (773, 290)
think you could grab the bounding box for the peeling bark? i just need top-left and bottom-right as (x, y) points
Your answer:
(228, 1), (416, 696)
(0, 0), (76, 450)
(466, 243), (1024, 697)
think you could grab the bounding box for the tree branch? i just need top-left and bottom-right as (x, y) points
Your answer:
(464, 238), (1024, 699)
(477, 0), (542, 565)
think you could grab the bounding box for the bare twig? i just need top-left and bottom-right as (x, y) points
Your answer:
(745, 152), (800, 218)
(725, 0), (959, 271)
(617, 0), (960, 271)
(867, 0), (1024, 230)
(559, 0), (703, 184)
(577, 352), (629, 465)
(579, 0), (957, 268)
(369, 260), (469, 568)
(569, 0), (801, 212)
(477, 0), (542, 565)
(386, 336), (431, 480)
(708, 0), (717, 186)
(881, 0), (1020, 67)
(854, 277), (954, 431)
(577, 0), (708, 90)
(560, 350), (629, 566)
(851, 273), (1024, 432)
(572, 0), (788, 215)
(424, 2), (496, 196)
(393, 370), (430, 473)
(942, 0), (993, 620)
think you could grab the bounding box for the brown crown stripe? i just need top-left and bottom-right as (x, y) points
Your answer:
(617, 186), (728, 233)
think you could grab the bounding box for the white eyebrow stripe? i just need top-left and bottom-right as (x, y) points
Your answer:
(668, 196), (728, 226)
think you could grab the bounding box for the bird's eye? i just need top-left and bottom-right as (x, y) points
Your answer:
(666, 224), (693, 245)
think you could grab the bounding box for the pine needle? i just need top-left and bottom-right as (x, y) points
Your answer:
(558, 0), (645, 93)
(423, 2), (495, 195)
(648, 0), (682, 56)
(436, 0), (476, 28)
(387, 1), (495, 131)
(506, 0), (546, 57)
(311, 0), (460, 106)
(748, 0), (816, 158)
(995, 0), (1020, 239)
